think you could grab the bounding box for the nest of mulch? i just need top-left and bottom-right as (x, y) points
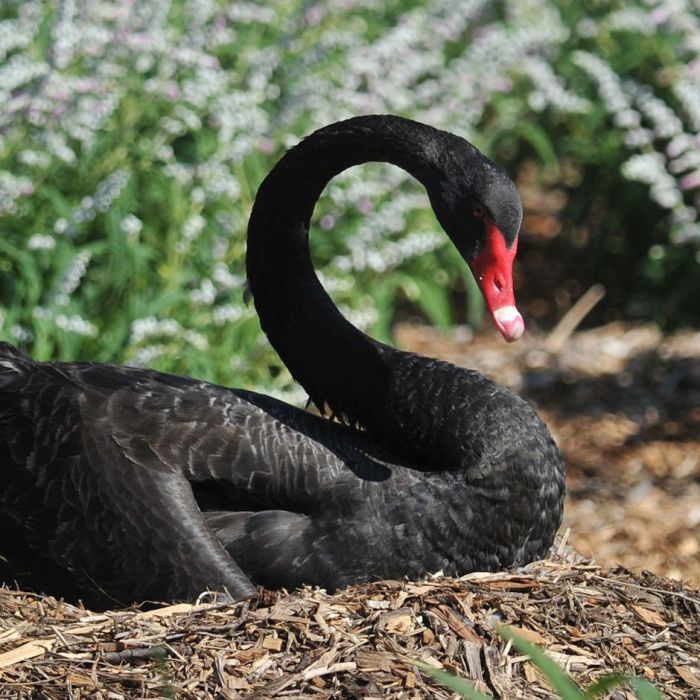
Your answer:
(1, 546), (699, 699)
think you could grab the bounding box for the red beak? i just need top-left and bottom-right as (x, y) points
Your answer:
(468, 221), (524, 342)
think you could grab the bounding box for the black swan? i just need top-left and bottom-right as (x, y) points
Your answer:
(0, 115), (565, 607)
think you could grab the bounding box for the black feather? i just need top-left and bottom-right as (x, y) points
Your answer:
(0, 116), (564, 607)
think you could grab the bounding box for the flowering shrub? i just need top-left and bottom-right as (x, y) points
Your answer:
(0, 0), (698, 398)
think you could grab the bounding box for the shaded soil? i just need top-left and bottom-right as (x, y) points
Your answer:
(396, 321), (700, 587)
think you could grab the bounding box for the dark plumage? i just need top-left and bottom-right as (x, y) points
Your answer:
(0, 115), (565, 607)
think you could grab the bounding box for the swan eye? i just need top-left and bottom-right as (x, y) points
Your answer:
(473, 205), (486, 219)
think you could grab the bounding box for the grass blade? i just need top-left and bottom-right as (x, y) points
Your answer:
(626, 676), (664, 700)
(585, 673), (663, 700)
(414, 661), (492, 700)
(585, 673), (632, 697)
(499, 626), (587, 700)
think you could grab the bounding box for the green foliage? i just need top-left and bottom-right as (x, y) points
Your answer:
(472, 3), (700, 325)
(499, 626), (587, 699)
(417, 626), (663, 700)
(0, 1), (698, 401)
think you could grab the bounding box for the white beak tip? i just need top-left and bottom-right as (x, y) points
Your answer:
(493, 305), (525, 342)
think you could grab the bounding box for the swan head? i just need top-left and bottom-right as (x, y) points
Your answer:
(426, 146), (524, 343)
(467, 211), (524, 343)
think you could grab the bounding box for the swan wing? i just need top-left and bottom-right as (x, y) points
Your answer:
(74, 390), (256, 603)
(85, 382), (407, 592)
(0, 352), (404, 599)
(0, 356), (257, 603)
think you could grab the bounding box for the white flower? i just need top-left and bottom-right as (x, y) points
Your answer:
(27, 233), (56, 251)
(120, 214), (144, 237)
(0, 171), (33, 215)
(55, 313), (98, 337)
(183, 214), (206, 240)
(213, 303), (248, 326)
(130, 316), (181, 344)
(190, 278), (216, 305)
(53, 251), (92, 305)
(10, 325), (32, 342)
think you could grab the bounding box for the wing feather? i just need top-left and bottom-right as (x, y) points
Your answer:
(0, 353), (413, 602)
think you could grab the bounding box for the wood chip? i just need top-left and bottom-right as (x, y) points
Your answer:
(378, 609), (414, 635)
(506, 624), (547, 645)
(303, 661), (357, 680)
(631, 604), (667, 628)
(674, 665), (700, 688)
(1, 549), (698, 698)
(0, 638), (53, 668)
(355, 650), (394, 673)
(261, 636), (284, 652)
(432, 604), (482, 644)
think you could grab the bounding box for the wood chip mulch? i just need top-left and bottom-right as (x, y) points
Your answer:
(1, 548), (699, 699)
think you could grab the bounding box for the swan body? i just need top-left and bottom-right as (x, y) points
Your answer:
(0, 116), (565, 606)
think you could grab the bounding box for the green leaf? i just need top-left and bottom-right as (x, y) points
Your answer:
(412, 275), (452, 329)
(464, 270), (485, 329)
(414, 662), (492, 700)
(626, 677), (664, 700)
(585, 674), (632, 697)
(585, 673), (662, 700)
(499, 627), (586, 700)
(516, 122), (559, 169)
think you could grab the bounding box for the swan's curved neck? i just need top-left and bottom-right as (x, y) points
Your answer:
(247, 117), (453, 445)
